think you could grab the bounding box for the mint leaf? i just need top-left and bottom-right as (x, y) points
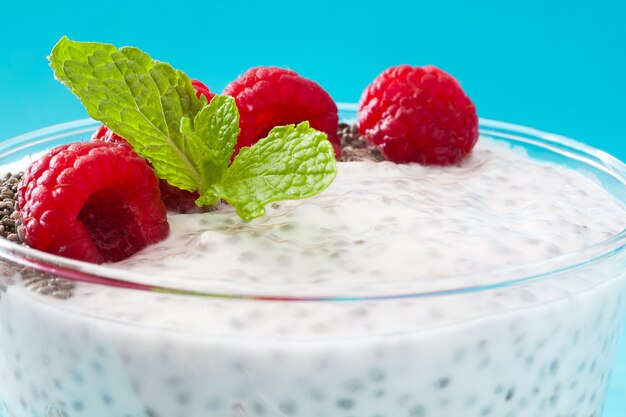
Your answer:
(180, 95), (240, 195)
(204, 122), (337, 221)
(49, 36), (207, 192)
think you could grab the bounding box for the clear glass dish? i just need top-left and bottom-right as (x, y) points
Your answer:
(0, 106), (625, 417)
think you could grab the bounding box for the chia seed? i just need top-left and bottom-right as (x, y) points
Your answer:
(0, 171), (75, 299)
(337, 123), (386, 162)
(0, 172), (23, 240)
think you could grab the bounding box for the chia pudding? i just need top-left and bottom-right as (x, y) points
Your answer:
(0, 117), (625, 417)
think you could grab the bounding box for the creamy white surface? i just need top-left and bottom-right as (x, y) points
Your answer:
(105, 138), (626, 294)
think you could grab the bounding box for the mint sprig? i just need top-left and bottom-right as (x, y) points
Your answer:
(179, 94), (240, 196)
(202, 122), (337, 220)
(49, 37), (337, 221)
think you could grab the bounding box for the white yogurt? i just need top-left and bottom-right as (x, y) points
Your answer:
(0, 138), (625, 417)
(110, 139), (625, 293)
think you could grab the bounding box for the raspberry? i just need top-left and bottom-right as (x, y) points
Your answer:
(90, 79), (211, 213)
(91, 126), (201, 212)
(17, 141), (169, 263)
(191, 79), (215, 103)
(90, 124), (125, 144)
(358, 65), (478, 165)
(157, 181), (201, 214)
(223, 67), (341, 157)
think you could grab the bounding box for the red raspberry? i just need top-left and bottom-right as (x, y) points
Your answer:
(17, 141), (169, 263)
(90, 124), (125, 144)
(90, 79), (211, 213)
(223, 67), (341, 157)
(91, 126), (201, 213)
(358, 65), (478, 165)
(191, 79), (215, 103)
(157, 181), (201, 214)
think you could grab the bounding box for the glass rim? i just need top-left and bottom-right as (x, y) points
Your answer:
(1, 104), (625, 302)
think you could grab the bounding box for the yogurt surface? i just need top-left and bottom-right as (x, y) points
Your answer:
(105, 138), (626, 294)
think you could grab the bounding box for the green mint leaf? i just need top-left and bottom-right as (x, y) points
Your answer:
(203, 122), (337, 221)
(180, 94), (240, 197)
(49, 36), (207, 192)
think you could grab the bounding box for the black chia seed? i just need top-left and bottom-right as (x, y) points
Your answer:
(336, 397), (355, 410)
(434, 377), (451, 389)
(0, 172), (23, 240)
(505, 387), (515, 401)
(337, 123), (386, 162)
(0, 171), (75, 299)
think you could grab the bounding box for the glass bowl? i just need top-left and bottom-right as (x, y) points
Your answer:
(0, 106), (625, 417)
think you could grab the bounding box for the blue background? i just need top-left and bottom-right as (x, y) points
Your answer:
(1, 0), (625, 415)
